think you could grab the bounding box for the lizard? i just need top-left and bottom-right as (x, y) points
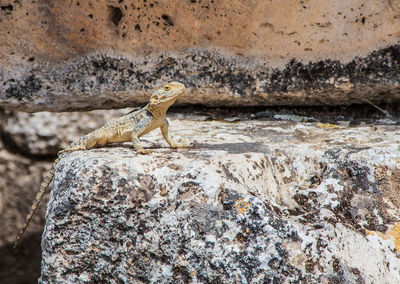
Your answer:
(14, 81), (187, 247)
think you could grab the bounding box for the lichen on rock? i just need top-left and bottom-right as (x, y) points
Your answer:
(40, 117), (400, 283)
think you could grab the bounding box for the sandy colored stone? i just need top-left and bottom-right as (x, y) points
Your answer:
(1, 0), (400, 63)
(1, 1), (400, 111)
(40, 116), (400, 283)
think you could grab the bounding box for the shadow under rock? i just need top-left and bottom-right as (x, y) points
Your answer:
(0, 233), (42, 284)
(92, 141), (269, 155)
(192, 142), (268, 154)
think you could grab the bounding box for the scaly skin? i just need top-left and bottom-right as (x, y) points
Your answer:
(14, 82), (186, 247)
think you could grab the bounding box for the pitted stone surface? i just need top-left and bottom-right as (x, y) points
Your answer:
(2, 1), (400, 111)
(40, 117), (400, 283)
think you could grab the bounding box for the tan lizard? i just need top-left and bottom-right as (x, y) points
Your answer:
(14, 81), (187, 247)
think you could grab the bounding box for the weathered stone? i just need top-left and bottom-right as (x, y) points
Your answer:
(0, 108), (128, 156)
(0, 107), (133, 283)
(40, 116), (400, 283)
(2, 1), (400, 111)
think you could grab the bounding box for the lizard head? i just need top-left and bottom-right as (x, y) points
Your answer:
(148, 82), (185, 115)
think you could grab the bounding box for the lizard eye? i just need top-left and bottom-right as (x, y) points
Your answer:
(164, 85), (171, 91)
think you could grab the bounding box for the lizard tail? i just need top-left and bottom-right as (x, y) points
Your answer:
(14, 156), (61, 247)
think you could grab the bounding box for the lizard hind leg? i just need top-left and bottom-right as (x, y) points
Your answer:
(59, 132), (100, 155)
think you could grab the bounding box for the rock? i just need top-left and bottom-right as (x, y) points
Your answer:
(2, 1), (400, 111)
(40, 116), (400, 283)
(0, 108), (129, 156)
(0, 107), (130, 283)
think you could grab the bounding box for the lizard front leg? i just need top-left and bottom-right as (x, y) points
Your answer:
(160, 119), (188, 149)
(131, 128), (150, 154)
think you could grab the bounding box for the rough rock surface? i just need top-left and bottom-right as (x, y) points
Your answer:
(0, 108), (128, 156)
(0, 107), (129, 245)
(40, 116), (400, 283)
(2, 1), (400, 111)
(0, 107), (130, 283)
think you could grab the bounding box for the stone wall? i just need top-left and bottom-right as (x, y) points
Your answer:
(2, 0), (400, 63)
(1, 0), (400, 111)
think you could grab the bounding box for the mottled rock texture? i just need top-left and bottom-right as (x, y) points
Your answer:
(2, 0), (400, 111)
(0, 108), (125, 283)
(40, 116), (400, 283)
(0, 108), (128, 156)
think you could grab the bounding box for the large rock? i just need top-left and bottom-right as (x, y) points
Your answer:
(40, 116), (400, 283)
(0, 107), (138, 283)
(2, 1), (400, 111)
(0, 107), (128, 246)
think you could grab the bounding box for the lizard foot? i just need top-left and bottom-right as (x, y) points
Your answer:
(172, 143), (191, 149)
(58, 147), (85, 155)
(137, 148), (151, 154)
(58, 149), (73, 156)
